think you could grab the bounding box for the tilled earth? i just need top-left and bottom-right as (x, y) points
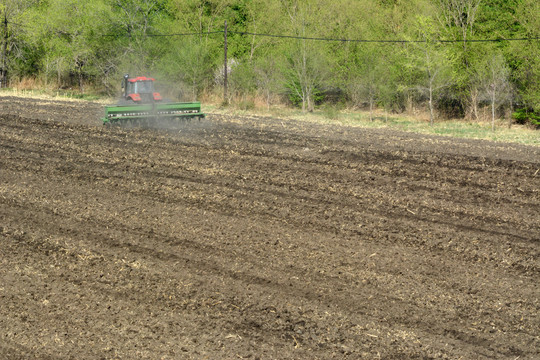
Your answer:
(0, 95), (539, 359)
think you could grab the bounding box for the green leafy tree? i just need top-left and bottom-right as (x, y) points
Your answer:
(280, 0), (330, 112)
(108, 0), (169, 75)
(33, 0), (117, 92)
(0, 0), (42, 86)
(435, 0), (483, 119)
(158, 37), (214, 100)
(510, 0), (540, 114)
(329, 1), (384, 114)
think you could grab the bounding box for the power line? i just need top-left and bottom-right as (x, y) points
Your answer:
(100, 31), (223, 37)
(438, 37), (540, 43)
(230, 31), (422, 43)
(228, 31), (540, 44)
(6, 17), (539, 44)
(135, 29), (540, 43)
(146, 31), (224, 37)
(111, 27), (540, 43)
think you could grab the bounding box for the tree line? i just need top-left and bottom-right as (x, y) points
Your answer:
(1, 0), (539, 126)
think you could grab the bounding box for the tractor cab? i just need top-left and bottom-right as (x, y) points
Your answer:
(122, 75), (162, 103)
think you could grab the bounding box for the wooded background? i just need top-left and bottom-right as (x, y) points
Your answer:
(1, 0), (539, 124)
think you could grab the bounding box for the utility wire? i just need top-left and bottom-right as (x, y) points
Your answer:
(140, 29), (540, 43)
(438, 37), (540, 43)
(100, 31), (224, 37)
(228, 30), (540, 43)
(145, 31), (224, 37)
(109, 27), (540, 43)
(230, 30), (422, 43)
(5, 18), (538, 43)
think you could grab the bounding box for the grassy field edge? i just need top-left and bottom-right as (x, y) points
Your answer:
(2, 88), (538, 146)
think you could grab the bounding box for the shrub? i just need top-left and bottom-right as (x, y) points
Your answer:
(513, 109), (540, 128)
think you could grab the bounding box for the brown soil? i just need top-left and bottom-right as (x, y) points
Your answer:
(1, 95), (539, 359)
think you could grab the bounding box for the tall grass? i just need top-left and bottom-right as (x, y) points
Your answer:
(314, 110), (539, 145)
(209, 101), (539, 146)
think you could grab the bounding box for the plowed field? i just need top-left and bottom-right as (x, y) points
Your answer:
(1, 96), (539, 359)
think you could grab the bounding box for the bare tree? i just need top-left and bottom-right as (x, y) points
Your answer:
(436, 0), (482, 57)
(110, 0), (159, 39)
(286, 38), (325, 113)
(421, 48), (451, 126)
(255, 57), (283, 109)
(169, 0), (231, 43)
(107, 0), (170, 79)
(411, 16), (454, 126)
(358, 61), (379, 122)
(478, 53), (512, 130)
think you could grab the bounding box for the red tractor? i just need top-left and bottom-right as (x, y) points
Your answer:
(121, 74), (163, 103)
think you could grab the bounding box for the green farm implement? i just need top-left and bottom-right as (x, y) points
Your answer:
(102, 74), (205, 126)
(102, 101), (205, 126)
